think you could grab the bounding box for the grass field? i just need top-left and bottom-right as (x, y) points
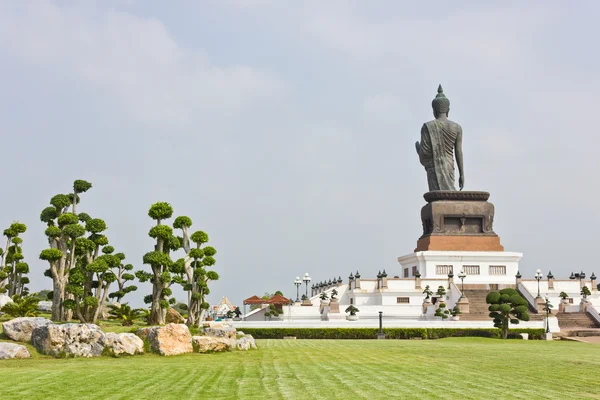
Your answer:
(1, 338), (600, 400)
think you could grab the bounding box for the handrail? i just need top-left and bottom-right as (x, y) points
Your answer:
(584, 302), (600, 325)
(449, 282), (462, 305)
(517, 282), (538, 314)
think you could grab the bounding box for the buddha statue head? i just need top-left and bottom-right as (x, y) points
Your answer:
(432, 84), (450, 118)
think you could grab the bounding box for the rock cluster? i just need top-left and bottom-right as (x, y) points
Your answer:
(192, 336), (232, 353)
(166, 308), (185, 324)
(37, 301), (53, 312)
(0, 342), (31, 359)
(136, 323), (192, 356)
(2, 317), (53, 343)
(31, 323), (106, 358)
(104, 332), (144, 356)
(236, 334), (257, 351)
(1, 317), (256, 359)
(203, 321), (237, 340)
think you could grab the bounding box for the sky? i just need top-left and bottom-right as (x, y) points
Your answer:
(1, 0), (599, 308)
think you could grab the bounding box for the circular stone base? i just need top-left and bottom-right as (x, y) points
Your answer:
(423, 191), (490, 203)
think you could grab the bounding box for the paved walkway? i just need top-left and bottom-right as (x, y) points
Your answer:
(565, 336), (600, 344)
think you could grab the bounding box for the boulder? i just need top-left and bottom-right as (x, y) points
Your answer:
(203, 321), (236, 340)
(0, 294), (13, 309)
(104, 332), (144, 356)
(166, 308), (185, 324)
(2, 317), (53, 343)
(192, 336), (232, 353)
(31, 323), (106, 358)
(100, 302), (120, 320)
(136, 323), (192, 356)
(0, 342), (31, 359)
(37, 301), (53, 312)
(236, 334), (257, 351)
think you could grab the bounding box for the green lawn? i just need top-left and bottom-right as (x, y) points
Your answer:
(1, 338), (599, 399)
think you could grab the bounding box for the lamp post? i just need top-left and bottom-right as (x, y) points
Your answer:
(458, 270), (466, 298)
(535, 269), (543, 298)
(544, 297), (553, 334)
(302, 273), (311, 300)
(294, 276), (302, 302)
(377, 311), (385, 339)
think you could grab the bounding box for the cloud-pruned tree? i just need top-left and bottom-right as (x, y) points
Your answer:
(39, 179), (93, 321)
(486, 288), (530, 339)
(136, 202), (179, 325)
(172, 216), (218, 327)
(109, 254), (138, 303)
(0, 222), (29, 297)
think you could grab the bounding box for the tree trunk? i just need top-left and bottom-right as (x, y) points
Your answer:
(502, 318), (509, 339)
(150, 278), (164, 325)
(52, 280), (66, 321)
(92, 284), (111, 324)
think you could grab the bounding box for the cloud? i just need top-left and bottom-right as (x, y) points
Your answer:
(0, 1), (286, 126)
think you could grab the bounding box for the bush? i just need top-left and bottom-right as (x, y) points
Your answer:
(239, 328), (545, 340)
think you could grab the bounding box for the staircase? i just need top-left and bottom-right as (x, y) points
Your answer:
(459, 290), (490, 320)
(459, 289), (544, 321)
(556, 312), (600, 329)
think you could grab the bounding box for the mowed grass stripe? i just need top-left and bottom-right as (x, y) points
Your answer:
(1, 338), (600, 399)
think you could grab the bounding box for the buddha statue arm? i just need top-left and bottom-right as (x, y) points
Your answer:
(455, 127), (464, 190)
(416, 124), (432, 167)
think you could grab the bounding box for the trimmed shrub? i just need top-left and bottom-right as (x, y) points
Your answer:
(240, 328), (545, 340)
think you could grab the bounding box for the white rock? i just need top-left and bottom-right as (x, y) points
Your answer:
(37, 301), (52, 312)
(0, 294), (13, 309)
(2, 317), (53, 343)
(203, 321), (236, 339)
(136, 323), (192, 356)
(32, 323), (106, 358)
(0, 342), (31, 359)
(104, 332), (144, 356)
(192, 336), (232, 353)
(236, 334), (257, 351)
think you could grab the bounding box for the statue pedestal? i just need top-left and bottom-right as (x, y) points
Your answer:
(416, 191), (503, 252)
(456, 297), (470, 314)
(329, 301), (340, 313)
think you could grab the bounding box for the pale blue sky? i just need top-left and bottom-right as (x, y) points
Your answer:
(1, 1), (599, 307)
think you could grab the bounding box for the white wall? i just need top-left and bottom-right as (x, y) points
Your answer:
(397, 251), (522, 285)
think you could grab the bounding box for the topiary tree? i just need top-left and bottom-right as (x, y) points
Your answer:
(486, 288), (530, 339)
(265, 304), (279, 319)
(171, 214), (218, 327)
(434, 302), (450, 320)
(136, 202), (178, 325)
(422, 285), (433, 300)
(436, 286), (447, 297)
(109, 254), (138, 303)
(39, 179), (93, 321)
(65, 233), (125, 324)
(451, 305), (461, 317)
(581, 286), (591, 300)
(559, 291), (569, 300)
(0, 222), (29, 297)
(331, 289), (338, 300)
(345, 305), (359, 316)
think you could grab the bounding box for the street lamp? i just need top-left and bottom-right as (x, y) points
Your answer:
(294, 276), (302, 302)
(302, 273), (311, 299)
(535, 269), (543, 298)
(458, 270), (466, 298)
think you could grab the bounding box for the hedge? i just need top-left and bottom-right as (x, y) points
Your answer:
(240, 328), (545, 340)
